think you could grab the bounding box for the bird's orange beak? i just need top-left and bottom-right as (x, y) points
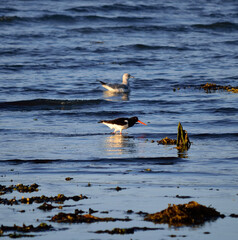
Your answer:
(137, 120), (147, 125)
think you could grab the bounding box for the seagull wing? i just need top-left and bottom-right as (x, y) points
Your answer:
(99, 81), (129, 92)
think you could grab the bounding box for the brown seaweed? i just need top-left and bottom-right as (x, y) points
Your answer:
(0, 223), (53, 233)
(88, 208), (98, 214)
(2, 233), (35, 238)
(157, 137), (177, 145)
(65, 177), (73, 181)
(156, 123), (191, 152)
(0, 193), (87, 205)
(108, 186), (126, 191)
(50, 212), (131, 223)
(144, 201), (225, 226)
(37, 203), (59, 211)
(95, 227), (161, 235)
(175, 195), (192, 199)
(201, 83), (238, 93)
(0, 184), (39, 195)
(174, 83), (238, 93)
(0, 223), (52, 238)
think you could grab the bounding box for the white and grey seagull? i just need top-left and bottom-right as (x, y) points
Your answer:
(99, 73), (134, 93)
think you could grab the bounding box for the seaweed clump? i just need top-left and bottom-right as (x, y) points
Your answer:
(144, 201), (225, 226)
(108, 186), (126, 191)
(0, 183), (39, 195)
(65, 177), (73, 181)
(201, 83), (238, 93)
(0, 223), (53, 237)
(157, 137), (176, 145)
(1, 232), (35, 238)
(0, 185), (12, 195)
(51, 212), (131, 223)
(37, 203), (59, 211)
(95, 227), (160, 235)
(175, 83), (238, 93)
(15, 183), (39, 193)
(156, 122), (191, 151)
(0, 193), (87, 205)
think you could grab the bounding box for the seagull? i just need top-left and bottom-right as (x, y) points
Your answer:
(99, 116), (146, 134)
(99, 73), (134, 93)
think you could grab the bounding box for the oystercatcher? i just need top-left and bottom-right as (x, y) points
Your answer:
(99, 73), (134, 93)
(99, 116), (146, 134)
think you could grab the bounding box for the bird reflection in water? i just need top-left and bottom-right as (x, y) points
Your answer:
(103, 91), (129, 101)
(105, 134), (136, 155)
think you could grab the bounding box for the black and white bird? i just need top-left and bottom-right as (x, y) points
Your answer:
(99, 73), (134, 93)
(99, 116), (146, 134)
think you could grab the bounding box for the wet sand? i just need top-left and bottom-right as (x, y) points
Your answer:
(1, 167), (237, 240)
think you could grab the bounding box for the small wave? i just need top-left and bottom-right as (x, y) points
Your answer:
(214, 107), (238, 114)
(69, 25), (188, 35)
(130, 99), (179, 106)
(192, 21), (238, 31)
(111, 59), (145, 66)
(0, 130), (108, 138)
(93, 157), (182, 164)
(191, 133), (238, 139)
(81, 15), (152, 22)
(224, 40), (238, 45)
(0, 98), (180, 111)
(41, 109), (145, 118)
(0, 14), (76, 25)
(68, 4), (178, 13)
(41, 14), (152, 24)
(0, 159), (62, 165)
(1, 86), (49, 95)
(74, 46), (87, 51)
(69, 27), (103, 34)
(0, 7), (17, 13)
(0, 15), (20, 23)
(2, 63), (58, 71)
(39, 14), (76, 23)
(0, 98), (107, 111)
(131, 44), (190, 51)
(0, 157), (182, 165)
(0, 48), (24, 56)
(112, 44), (191, 53)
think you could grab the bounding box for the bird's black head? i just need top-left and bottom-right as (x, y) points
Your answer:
(128, 116), (139, 127)
(130, 116), (138, 122)
(129, 116), (147, 127)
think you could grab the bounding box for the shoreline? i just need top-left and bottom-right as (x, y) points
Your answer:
(1, 170), (237, 239)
